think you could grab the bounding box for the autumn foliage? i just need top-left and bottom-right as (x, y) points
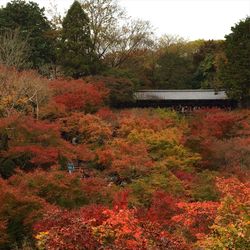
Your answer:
(50, 79), (109, 112)
(0, 67), (250, 249)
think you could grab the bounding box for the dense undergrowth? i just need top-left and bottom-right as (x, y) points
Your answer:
(0, 66), (249, 250)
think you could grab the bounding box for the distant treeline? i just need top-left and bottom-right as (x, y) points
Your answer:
(0, 0), (249, 106)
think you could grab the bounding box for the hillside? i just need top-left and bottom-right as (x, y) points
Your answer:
(0, 66), (249, 249)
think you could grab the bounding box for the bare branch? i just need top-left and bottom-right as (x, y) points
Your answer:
(0, 29), (30, 69)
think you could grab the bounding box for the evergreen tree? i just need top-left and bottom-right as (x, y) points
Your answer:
(59, 1), (99, 78)
(0, 0), (55, 69)
(220, 17), (250, 106)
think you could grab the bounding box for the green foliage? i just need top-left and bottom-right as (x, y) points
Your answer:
(127, 127), (201, 170)
(153, 108), (182, 121)
(219, 17), (250, 106)
(0, 0), (55, 69)
(153, 52), (195, 89)
(59, 1), (99, 78)
(191, 170), (220, 201)
(201, 202), (250, 249)
(0, 156), (31, 179)
(104, 50), (155, 88)
(192, 40), (224, 89)
(129, 170), (185, 207)
(103, 67), (141, 90)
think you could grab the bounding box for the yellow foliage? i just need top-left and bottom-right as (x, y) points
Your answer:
(128, 127), (183, 145)
(35, 231), (49, 250)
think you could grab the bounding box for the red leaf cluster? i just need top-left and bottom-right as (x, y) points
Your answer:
(50, 79), (109, 112)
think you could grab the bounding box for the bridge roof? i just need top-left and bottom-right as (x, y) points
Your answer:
(134, 89), (228, 100)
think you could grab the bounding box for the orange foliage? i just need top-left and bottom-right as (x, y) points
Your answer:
(117, 109), (173, 137)
(34, 206), (106, 250)
(1, 93), (250, 250)
(197, 177), (250, 249)
(97, 138), (153, 178)
(8, 169), (114, 208)
(50, 79), (109, 112)
(60, 113), (113, 147)
(0, 65), (50, 118)
(190, 108), (241, 139)
(0, 115), (92, 172)
(96, 107), (117, 123)
(216, 177), (250, 203)
(34, 203), (191, 250)
(172, 201), (219, 239)
(186, 109), (250, 170)
(145, 191), (180, 226)
(93, 208), (148, 249)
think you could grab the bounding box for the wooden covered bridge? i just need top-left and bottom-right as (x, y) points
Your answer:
(132, 89), (237, 109)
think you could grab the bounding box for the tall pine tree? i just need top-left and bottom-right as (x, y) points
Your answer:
(59, 1), (99, 78)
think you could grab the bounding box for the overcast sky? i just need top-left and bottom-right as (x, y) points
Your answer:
(0, 0), (249, 40)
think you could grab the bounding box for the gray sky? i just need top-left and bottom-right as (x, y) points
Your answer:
(0, 0), (249, 40)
